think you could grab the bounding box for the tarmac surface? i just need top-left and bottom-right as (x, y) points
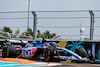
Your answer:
(24, 63), (100, 67)
(56, 63), (100, 67)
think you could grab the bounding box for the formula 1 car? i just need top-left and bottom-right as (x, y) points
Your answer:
(2, 39), (88, 62)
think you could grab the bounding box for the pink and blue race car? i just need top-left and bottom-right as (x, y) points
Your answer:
(2, 39), (90, 62)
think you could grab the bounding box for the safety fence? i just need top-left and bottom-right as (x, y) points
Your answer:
(0, 10), (100, 40)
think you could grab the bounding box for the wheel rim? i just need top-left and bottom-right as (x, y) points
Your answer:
(45, 48), (50, 61)
(2, 47), (7, 57)
(2, 46), (9, 58)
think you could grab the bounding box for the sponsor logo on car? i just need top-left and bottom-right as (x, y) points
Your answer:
(59, 56), (78, 60)
(23, 49), (32, 57)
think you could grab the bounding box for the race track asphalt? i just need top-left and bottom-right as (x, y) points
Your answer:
(56, 63), (100, 67)
(33, 63), (100, 67)
(21, 63), (100, 67)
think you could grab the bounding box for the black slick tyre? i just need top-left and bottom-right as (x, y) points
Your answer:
(44, 46), (50, 61)
(75, 47), (86, 57)
(44, 46), (57, 61)
(2, 46), (17, 58)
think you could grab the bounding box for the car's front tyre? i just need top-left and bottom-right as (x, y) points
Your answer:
(44, 46), (57, 61)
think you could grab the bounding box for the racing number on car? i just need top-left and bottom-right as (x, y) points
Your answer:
(23, 49), (32, 57)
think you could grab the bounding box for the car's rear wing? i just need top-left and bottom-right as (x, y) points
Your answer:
(7, 39), (28, 44)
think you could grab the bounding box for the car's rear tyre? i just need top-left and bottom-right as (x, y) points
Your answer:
(2, 46), (17, 58)
(44, 46), (57, 61)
